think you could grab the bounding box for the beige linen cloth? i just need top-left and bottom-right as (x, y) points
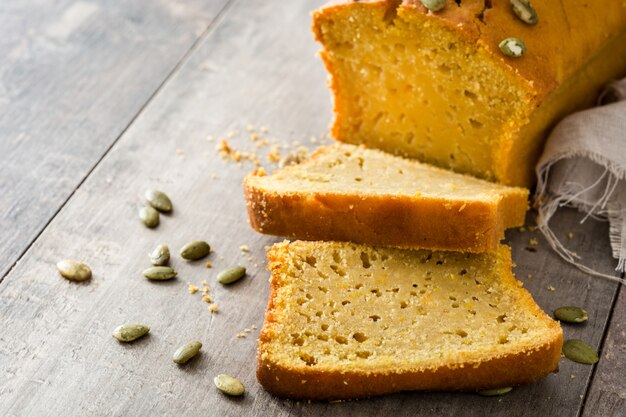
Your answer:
(536, 78), (626, 283)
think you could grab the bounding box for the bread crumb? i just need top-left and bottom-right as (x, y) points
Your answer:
(240, 245), (250, 253)
(208, 304), (219, 313)
(201, 280), (208, 286)
(268, 145), (281, 163)
(251, 324), (257, 329)
(529, 238), (538, 247)
(202, 286), (210, 294)
(203, 295), (212, 303)
(205, 261), (213, 268)
(188, 284), (199, 294)
(570, 374), (576, 379)
(527, 274), (534, 280)
(236, 332), (246, 338)
(567, 232), (574, 239)
(519, 226), (526, 232)
(260, 126), (269, 133)
(547, 285), (556, 292)
(246, 125), (255, 132)
(528, 225), (538, 232)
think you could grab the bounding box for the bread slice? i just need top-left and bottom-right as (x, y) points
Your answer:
(257, 240), (562, 400)
(312, 1), (626, 186)
(245, 144), (528, 253)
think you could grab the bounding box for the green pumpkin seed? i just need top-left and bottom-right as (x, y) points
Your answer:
(180, 241), (211, 261)
(499, 37), (526, 58)
(562, 339), (599, 364)
(139, 206), (160, 228)
(149, 244), (170, 266)
(145, 190), (173, 213)
(56, 259), (92, 282)
(217, 266), (246, 285)
(553, 306), (589, 324)
(510, 0), (537, 25)
(420, 0), (446, 12)
(112, 324), (150, 342)
(477, 387), (513, 396)
(173, 340), (203, 364)
(143, 266), (177, 280)
(214, 374), (245, 396)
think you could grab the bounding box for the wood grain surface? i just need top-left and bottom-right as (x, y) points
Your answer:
(0, 0), (231, 279)
(0, 0), (623, 416)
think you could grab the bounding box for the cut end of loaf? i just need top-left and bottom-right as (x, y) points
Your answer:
(312, 1), (535, 185)
(244, 144), (528, 253)
(257, 241), (562, 400)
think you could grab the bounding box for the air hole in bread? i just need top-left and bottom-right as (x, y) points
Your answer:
(305, 256), (317, 267)
(400, 301), (408, 309)
(469, 118), (483, 129)
(497, 314), (507, 323)
(330, 264), (346, 277)
(321, 324), (329, 331)
(332, 251), (341, 263)
(353, 332), (368, 343)
(318, 286), (328, 293)
(356, 351), (372, 359)
(354, 283), (364, 290)
(499, 335), (509, 344)
(335, 336), (348, 345)
(369, 315), (381, 322)
(371, 289), (382, 297)
(360, 251), (371, 268)
(342, 300), (351, 306)
(460, 269), (468, 276)
(451, 302), (460, 308)
(299, 353), (317, 366)
(455, 330), (468, 338)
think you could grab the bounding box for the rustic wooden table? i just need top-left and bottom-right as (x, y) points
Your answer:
(0, 1), (624, 416)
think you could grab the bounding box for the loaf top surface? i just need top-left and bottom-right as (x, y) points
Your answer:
(314, 0), (626, 101)
(246, 143), (528, 202)
(260, 240), (562, 373)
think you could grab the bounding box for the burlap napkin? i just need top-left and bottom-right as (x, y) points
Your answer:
(536, 79), (626, 283)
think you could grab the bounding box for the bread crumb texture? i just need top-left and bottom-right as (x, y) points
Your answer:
(257, 240), (562, 399)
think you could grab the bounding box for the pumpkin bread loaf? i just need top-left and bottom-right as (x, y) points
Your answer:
(244, 143), (528, 253)
(257, 240), (563, 400)
(312, 0), (626, 186)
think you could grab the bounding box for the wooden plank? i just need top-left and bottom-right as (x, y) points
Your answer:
(583, 283), (626, 417)
(0, 0), (621, 416)
(0, 0), (232, 280)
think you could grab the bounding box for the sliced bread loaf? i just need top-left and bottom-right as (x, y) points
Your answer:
(257, 240), (562, 400)
(312, 1), (626, 186)
(245, 143), (528, 253)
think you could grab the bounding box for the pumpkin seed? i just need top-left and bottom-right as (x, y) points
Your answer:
(56, 259), (92, 282)
(553, 306), (589, 324)
(217, 266), (246, 285)
(180, 241), (211, 261)
(139, 206), (160, 228)
(477, 387), (513, 396)
(112, 324), (150, 342)
(510, 0), (537, 25)
(214, 374), (245, 396)
(145, 190), (173, 213)
(562, 339), (599, 364)
(143, 266), (177, 280)
(420, 0), (446, 12)
(149, 244), (170, 266)
(499, 37), (526, 58)
(173, 340), (203, 364)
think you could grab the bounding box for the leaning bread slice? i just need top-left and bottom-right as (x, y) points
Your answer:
(257, 241), (562, 400)
(245, 144), (528, 253)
